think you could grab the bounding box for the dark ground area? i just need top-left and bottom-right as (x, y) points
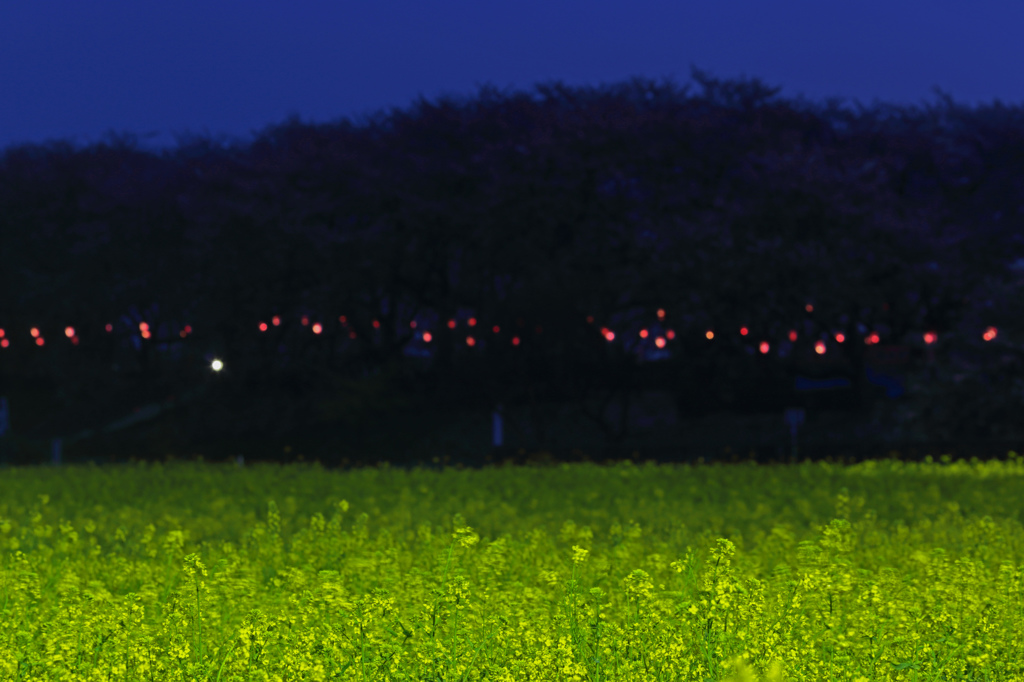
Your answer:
(2, 379), (1020, 472)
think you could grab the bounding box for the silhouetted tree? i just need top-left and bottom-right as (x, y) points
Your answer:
(2, 68), (1022, 460)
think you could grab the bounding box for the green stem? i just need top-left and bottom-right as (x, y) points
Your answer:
(214, 639), (240, 682)
(195, 579), (204, 662)
(431, 541), (456, 679)
(450, 600), (459, 673)
(360, 621), (367, 682)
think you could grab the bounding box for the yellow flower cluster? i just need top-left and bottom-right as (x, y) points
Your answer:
(0, 454), (1020, 680)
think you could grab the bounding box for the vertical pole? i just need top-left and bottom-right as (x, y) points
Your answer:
(492, 404), (504, 448)
(784, 408), (805, 464)
(0, 397), (9, 467)
(0, 396), (8, 437)
(51, 438), (62, 466)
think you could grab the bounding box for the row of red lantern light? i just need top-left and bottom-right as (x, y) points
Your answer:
(0, 321), (193, 348)
(688, 327), (987, 356)
(254, 314), (528, 347)
(0, 307), (1000, 354)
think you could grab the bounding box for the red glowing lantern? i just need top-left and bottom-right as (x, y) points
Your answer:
(259, 322), (268, 332)
(139, 322), (149, 332)
(492, 325), (500, 333)
(604, 330), (615, 341)
(466, 336), (476, 346)
(312, 323), (323, 334)
(788, 330), (798, 342)
(0, 328), (5, 338)
(740, 327), (748, 336)
(666, 329), (675, 340)
(760, 341), (770, 354)
(655, 337), (666, 348)
(657, 308), (665, 319)
(184, 325), (192, 334)
(706, 330), (714, 340)
(865, 333), (880, 345)
(105, 323), (113, 332)
(338, 316), (347, 324)
(0, 339), (8, 348)
(923, 331), (937, 345)
(422, 332), (433, 342)
(835, 333), (845, 343)
(65, 326), (75, 338)
(71, 336), (79, 346)
(815, 340), (826, 354)
(372, 320), (380, 329)
(805, 304), (814, 313)
(36, 337), (45, 346)
(639, 329), (649, 339)
(448, 320), (456, 329)
(301, 316), (309, 326)
(272, 316), (281, 326)
(983, 326), (998, 341)
(30, 328), (39, 338)
(141, 330), (151, 339)
(512, 336), (521, 346)
(468, 318), (477, 327)
(410, 321), (417, 329)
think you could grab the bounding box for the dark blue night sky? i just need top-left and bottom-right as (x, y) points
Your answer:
(2, 0), (1022, 154)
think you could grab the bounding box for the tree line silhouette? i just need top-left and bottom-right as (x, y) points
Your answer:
(1, 67), (1023, 466)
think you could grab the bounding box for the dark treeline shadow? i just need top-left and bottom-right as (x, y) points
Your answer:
(2, 67), (1023, 469)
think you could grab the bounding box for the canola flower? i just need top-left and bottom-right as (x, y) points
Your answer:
(0, 453), (1022, 680)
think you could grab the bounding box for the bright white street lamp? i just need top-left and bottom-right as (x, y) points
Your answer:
(211, 359), (224, 372)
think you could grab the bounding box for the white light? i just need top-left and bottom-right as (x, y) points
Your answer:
(211, 359), (224, 372)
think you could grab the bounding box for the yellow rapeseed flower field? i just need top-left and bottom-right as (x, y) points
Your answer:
(1, 452), (1023, 680)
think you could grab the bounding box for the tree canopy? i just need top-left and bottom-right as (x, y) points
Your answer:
(2, 68), (1022, 461)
